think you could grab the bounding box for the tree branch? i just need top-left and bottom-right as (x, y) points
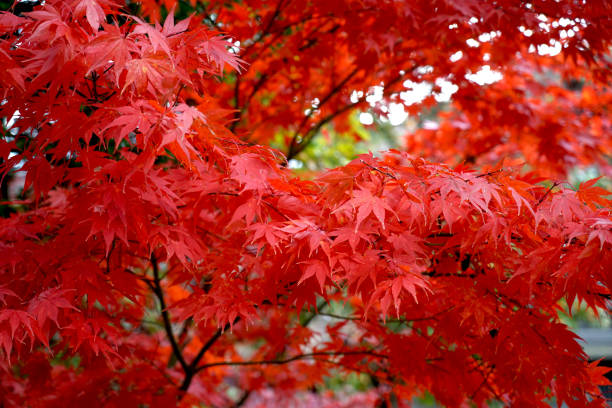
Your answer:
(535, 181), (559, 208)
(287, 100), (361, 160)
(194, 350), (388, 373)
(287, 66), (359, 159)
(286, 70), (407, 160)
(180, 320), (236, 391)
(230, 0), (286, 131)
(300, 298), (328, 326)
(240, 0), (286, 60)
(233, 390), (251, 408)
(317, 307), (454, 324)
(150, 254), (190, 374)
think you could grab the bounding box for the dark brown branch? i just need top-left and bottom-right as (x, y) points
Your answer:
(469, 360), (495, 401)
(150, 254), (190, 374)
(233, 390), (251, 408)
(231, 0), (286, 131)
(190, 327), (224, 368)
(286, 70), (407, 160)
(240, 0), (286, 59)
(475, 169), (503, 178)
(102, 62), (115, 75)
(180, 320), (236, 392)
(105, 238), (116, 275)
(194, 350), (388, 373)
(287, 66), (360, 158)
(287, 99), (361, 160)
(296, 22), (340, 52)
(317, 307), (454, 324)
(360, 160), (397, 180)
(535, 181), (559, 208)
(201, 8), (221, 31)
(586, 291), (611, 300)
(300, 298), (328, 327)
(263, 200), (292, 221)
(242, 73), (269, 111)
(317, 311), (360, 320)
(230, 76), (242, 131)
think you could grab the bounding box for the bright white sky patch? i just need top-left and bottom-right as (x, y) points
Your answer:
(287, 159), (303, 169)
(466, 38), (480, 47)
(422, 120), (439, 130)
(228, 39), (241, 54)
(434, 78), (458, 102)
(414, 65), (434, 76)
(366, 86), (384, 106)
(353, 57), (505, 127)
(359, 112), (374, 125)
(465, 65), (503, 85)
(400, 80), (432, 105)
(387, 103), (408, 126)
(519, 26), (534, 37)
(449, 51), (463, 62)
(350, 90), (364, 103)
(478, 33), (491, 42)
(537, 40), (562, 56)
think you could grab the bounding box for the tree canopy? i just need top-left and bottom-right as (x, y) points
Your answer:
(0, 0), (611, 407)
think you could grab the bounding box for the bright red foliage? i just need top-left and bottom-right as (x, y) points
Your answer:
(0, 0), (611, 407)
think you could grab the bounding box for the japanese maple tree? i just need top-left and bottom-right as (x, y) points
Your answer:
(0, 0), (611, 407)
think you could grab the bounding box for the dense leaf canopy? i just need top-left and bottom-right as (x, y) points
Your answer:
(0, 0), (611, 407)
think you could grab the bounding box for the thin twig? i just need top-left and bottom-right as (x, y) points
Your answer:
(301, 298), (328, 326)
(286, 70), (407, 160)
(233, 390), (251, 408)
(194, 350), (388, 373)
(287, 66), (359, 158)
(360, 160), (397, 180)
(535, 181), (559, 208)
(230, 0), (286, 131)
(475, 169), (503, 178)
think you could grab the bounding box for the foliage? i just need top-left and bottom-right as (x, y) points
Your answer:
(0, 0), (611, 407)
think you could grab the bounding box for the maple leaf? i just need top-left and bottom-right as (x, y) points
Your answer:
(230, 153), (275, 192)
(393, 265), (430, 306)
(280, 218), (328, 256)
(132, 16), (172, 58)
(27, 288), (77, 328)
(72, 0), (112, 31)
(298, 259), (330, 291)
(198, 35), (244, 74)
(161, 9), (190, 37)
(586, 358), (612, 387)
(0, 309), (36, 356)
(576, 177), (611, 209)
(336, 187), (395, 231)
(329, 225), (371, 252)
(86, 23), (137, 80)
(248, 222), (286, 252)
(123, 55), (175, 95)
